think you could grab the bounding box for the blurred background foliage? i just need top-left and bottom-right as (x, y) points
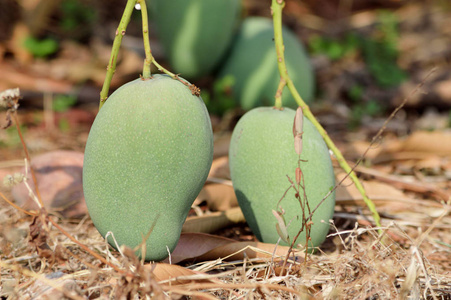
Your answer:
(0, 0), (450, 133)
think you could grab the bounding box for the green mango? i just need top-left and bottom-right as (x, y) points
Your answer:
(218, 17), (314, 110)
(150, 0), (241, 80)
(83, 75), (213, 261)
(229, 107), (334, 248)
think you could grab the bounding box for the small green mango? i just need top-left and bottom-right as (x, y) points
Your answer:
(150, 0), (241, 80)
(229, 107), (334, 247)
(217, 17), (315, 110)
(83, 75), (213, 261)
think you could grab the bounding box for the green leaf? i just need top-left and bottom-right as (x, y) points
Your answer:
(23, 36), (59, 58)
(53, 95), (77, 112)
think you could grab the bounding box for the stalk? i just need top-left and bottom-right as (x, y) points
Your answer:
(270, 0), (381, 228)
(99, 0), (137, 109)
(99, 0), (198, 110)
(139, 0), (152, 79)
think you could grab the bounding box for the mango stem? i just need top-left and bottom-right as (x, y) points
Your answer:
(139, 0), (152, 79)
(99, 0), (136, 110)
(99, 0), (199, 110)
(270, 0), (382, 229)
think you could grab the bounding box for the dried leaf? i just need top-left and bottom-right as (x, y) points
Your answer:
(334, 171), (445, 216)
(12, 151), (86, 218)
(375, 130), (451, 164)
(196, 241), (302, 262)
(193, 183), (237, 211)
(164, 233), (236, 264)
(29, 215), (53, 261)
(399, 258), (419, 298)
(0, 61), (72, 93)
(213, 133), (231, 158)
(182, 207), (245, 233)
(208, 156), (230, 179)
(148, 263), (218, 285)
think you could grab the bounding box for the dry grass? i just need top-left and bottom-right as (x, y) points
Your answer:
(1, 194), (450, 299)
(1, 89), (451, 299)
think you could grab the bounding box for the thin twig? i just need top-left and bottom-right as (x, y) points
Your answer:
(12, 112), (44, 208)
(0, 190), (37, 216)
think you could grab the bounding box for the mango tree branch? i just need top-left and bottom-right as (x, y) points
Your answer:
(270, 0), (381, 228)
(99, 0), (136, 109)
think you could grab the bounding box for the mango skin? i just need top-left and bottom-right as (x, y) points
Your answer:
(150, 0), (241, 80)
(218, 17), (315, 110)
(83, 75), (213, 261)
(229, 107), (334, 247)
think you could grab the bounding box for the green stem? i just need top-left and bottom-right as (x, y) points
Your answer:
(99, 0), (137, 110)
(272, 0), (287, 110)
(271, 0), (381, 228)
(139, 0), (152, 79)
(99, 0), (201, 109)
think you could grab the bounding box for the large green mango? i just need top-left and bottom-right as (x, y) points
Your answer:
(83, 75), (213, 261)
(218, 17), (315, 110)
(229, 107), (334, 247)
(150, 0), (241, 80)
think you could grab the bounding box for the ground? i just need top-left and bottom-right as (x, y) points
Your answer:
(0, 0), (450, 299)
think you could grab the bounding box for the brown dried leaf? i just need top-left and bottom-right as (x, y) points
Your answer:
(148, 263), (218, 285)
(400, 131), (451, 155)
(29, 214), (53, 260)
(196, 241), (302, 262)
(334, 171), (444, 214)
(208, 156), (230, 179)
(375, 130), (451, 164)
(12, 151), (86, 218)
(0, 61), (72, 93)
(213, 133), (231, 158)
(164, 233), (236, 264)
(193, 183), (237, 211)
(182, 207), (245, 234)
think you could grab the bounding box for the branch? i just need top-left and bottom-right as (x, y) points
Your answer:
(270, 0), (382, 228)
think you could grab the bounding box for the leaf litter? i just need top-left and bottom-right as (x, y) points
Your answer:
(1, 1), (451, 298)
(1, 104), (451, 299)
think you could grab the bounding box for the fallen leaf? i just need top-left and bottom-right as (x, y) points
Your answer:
(213, 133), (231, 158)
(164, 233), (236, 264)
(12, 150), (86, 218)
(196, 241), (302, 262)
(193, 183), (237, 211)
(355, 165), (450, 201)
(374, 130), (451, 164)
(0, 61), (72, 93)
(336, 171), (405, 202)
(182, 207), (245, 233)
(147, 263), (218, 285)
(335, 171), (445, 214)
(208, 156), (230, 179)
